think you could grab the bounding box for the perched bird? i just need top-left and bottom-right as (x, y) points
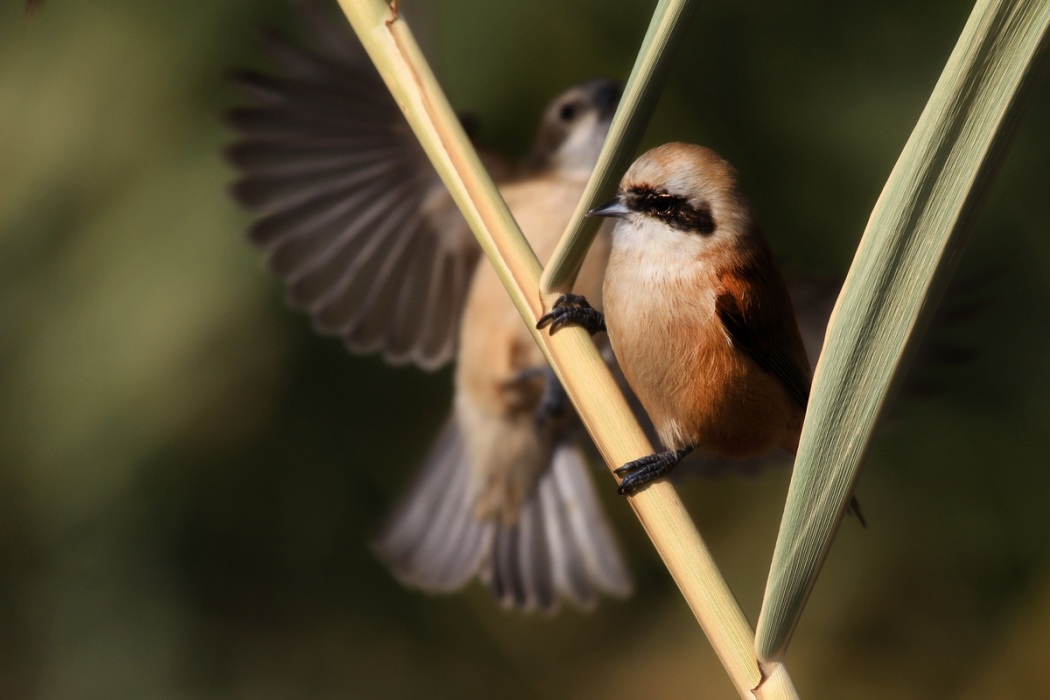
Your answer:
(540, 143), (861, 519)
(225, 1), (630, 612)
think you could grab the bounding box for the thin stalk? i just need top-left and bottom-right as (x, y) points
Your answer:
(539, 0), (700, 296)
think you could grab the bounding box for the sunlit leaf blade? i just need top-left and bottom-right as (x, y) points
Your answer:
(756, 0), (1050, 662)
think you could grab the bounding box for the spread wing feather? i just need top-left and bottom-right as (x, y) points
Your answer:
(225, 1), (497, 369)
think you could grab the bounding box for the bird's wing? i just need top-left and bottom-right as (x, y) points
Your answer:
(715, 263), (812, 409)
(225, 1), (501, 370)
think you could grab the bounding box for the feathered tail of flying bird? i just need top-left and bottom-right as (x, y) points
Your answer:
(375, 416), (630, 609)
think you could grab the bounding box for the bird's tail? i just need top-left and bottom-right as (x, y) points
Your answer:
(372, 417), (630, 612)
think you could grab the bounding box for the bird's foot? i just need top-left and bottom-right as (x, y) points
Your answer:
(535, 371), (569, 429)
(504, 366), (569, 429)
(536, 293), (606, 335)
(614, 446), (694, 496)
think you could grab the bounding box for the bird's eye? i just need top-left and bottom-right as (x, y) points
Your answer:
(558, 102), (579, 122)
(652, 193), (676, 214)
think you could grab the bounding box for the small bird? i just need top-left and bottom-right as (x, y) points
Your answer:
(225, 1), (630, 612)
(540, 143), (861, 517)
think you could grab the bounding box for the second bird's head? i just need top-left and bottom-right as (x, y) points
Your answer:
(528, 79), (621, 176)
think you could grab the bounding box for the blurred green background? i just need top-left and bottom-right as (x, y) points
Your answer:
(2, 1), (1049, 698)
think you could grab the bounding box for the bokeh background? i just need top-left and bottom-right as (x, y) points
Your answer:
(2, 1), (1049, 698)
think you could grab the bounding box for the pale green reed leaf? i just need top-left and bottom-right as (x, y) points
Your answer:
(756, 0), (1050, 662)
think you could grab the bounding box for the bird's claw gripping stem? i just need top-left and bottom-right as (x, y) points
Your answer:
(614, 446), (694, 496)
(536, 293), (606, 335)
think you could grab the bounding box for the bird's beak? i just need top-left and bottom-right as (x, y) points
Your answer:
(587, 197), (631, 219)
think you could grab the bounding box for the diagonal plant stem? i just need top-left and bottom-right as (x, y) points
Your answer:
(756, 0), (1050, 662)
(335, 0), (797, 697)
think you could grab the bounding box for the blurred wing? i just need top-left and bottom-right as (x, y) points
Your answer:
(783, 269), (992, 396)
(785, 274), (841, 368)
(225, 2), (489, 370)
